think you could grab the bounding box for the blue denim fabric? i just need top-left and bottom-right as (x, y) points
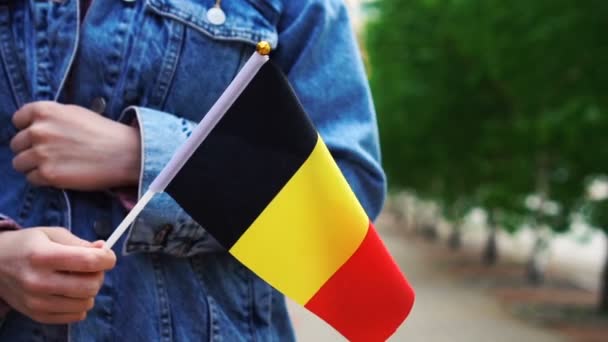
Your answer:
(0, 0), (386, 340)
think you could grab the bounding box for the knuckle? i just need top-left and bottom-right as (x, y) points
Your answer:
(28, 124), (44, 140)
(11, 156), (22, 171)
(38, 163), (59, 183)
(20, 272), (44, 294)
(9, 136), (18, 152)
(32, 102), (54, 119)
(31, 144), (49, 160)
(18, 102), (35, 115)
(27, 248), (46, 266)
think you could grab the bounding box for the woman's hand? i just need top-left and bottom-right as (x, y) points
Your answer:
(10, 101), (141, 190)
(0, 228), (116, 324)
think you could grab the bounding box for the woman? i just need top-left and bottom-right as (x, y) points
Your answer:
(0, 0), (386, 340)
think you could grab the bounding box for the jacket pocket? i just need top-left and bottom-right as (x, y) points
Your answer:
(145, 0), (279, 47)
(137, 0), (280, 120)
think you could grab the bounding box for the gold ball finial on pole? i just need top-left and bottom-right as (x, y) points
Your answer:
(256, 41), (272, 56)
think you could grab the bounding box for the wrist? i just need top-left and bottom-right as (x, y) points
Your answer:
(112, 124), (142, 187)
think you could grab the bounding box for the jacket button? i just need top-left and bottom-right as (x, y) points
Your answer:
(154, 224), (173, 245)
(90, 97), (107, 114)
(207, 7), (226, 25)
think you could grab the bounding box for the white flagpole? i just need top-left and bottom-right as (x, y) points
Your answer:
(105, 190), (156, 248)
(104, 42), (272, 249)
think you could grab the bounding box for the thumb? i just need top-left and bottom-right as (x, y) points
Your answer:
(39, 227), (94, 247)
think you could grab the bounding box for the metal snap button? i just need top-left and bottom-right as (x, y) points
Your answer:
(90, 97), (107, 114)
(207, 6), (226, 25)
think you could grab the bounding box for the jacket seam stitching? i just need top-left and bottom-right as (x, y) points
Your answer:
(0, 8), (28, 107)
(150, 20), (183, 108)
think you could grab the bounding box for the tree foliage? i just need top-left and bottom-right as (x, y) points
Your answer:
(365, 0), (608, 233)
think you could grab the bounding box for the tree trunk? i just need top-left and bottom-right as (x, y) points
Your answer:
(527, 154), (550, 283)
(525, 234), (545, 286)
(422, 224), (438, 241)
(600, 238), (608, 315)
(482, 225), (498, 266)
(448, 223), (462, 250)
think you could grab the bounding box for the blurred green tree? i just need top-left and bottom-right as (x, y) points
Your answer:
(365, 0), (608, 311)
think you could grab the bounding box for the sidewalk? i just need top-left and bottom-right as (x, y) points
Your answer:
(288, 214), (566, 341)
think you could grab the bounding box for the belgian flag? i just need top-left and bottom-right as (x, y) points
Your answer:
(107, 47), (415, 341)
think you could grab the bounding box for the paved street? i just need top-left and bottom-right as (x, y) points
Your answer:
(288, 215), (565, 341)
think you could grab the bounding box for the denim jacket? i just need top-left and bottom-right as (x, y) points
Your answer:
(0, 0), (386, 340)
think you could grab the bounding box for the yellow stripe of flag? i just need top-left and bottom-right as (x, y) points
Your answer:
(229, 135), (369, 304)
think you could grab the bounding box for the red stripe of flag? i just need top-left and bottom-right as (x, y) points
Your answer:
(304, 223), (415, 341)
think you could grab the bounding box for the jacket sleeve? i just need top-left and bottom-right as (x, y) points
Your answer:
(118, 108), (223, 256)
(273, 0), (387, 220)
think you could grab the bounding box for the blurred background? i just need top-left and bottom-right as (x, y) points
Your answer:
(289, 0), (608, 341)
